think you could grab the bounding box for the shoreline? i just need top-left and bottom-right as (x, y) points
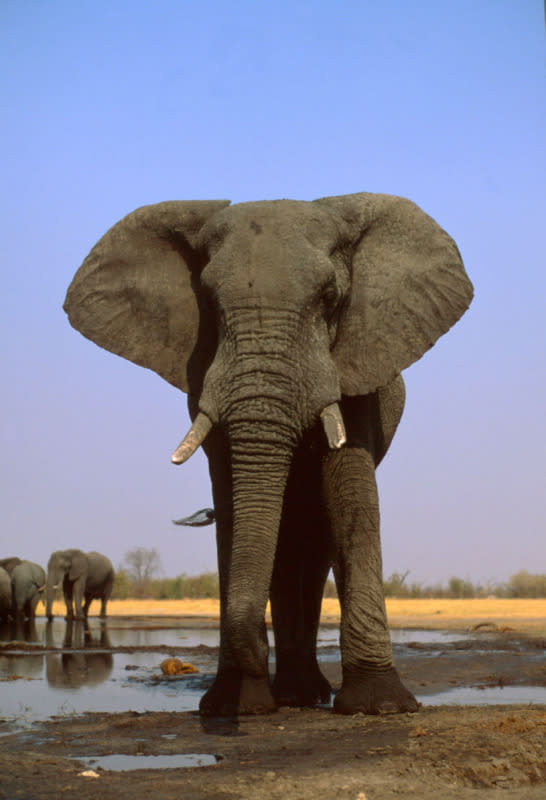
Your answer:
(41, 597), (546, 633)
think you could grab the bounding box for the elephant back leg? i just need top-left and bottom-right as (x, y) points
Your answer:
(62, 577), (74, 619)
(82, 595), (92, 617)
(100, 573), (114, 617)
(270, 435), (332, 707)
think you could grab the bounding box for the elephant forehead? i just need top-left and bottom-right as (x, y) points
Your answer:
(206, 200), (340, 244)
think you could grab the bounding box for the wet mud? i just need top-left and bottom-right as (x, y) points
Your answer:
(1, 620), (545, 799)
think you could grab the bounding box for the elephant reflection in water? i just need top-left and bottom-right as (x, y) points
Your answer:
(45, 619), (113, 689)
(0, 617), (43, 679)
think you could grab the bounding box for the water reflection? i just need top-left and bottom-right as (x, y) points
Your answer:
(0, 617), (40, 645)
(45, 619), (113, 690)
(0, 619), (43, 679)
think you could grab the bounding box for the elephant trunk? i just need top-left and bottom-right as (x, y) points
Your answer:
(225, 417), (295, 676)
(178, 306), (344, 677)
(45, 573), (60, 619)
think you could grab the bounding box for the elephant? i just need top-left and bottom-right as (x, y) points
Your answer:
(0, 566), (11, 620)
(64, 192), (473, 716)
(11, 560), (46, 620)
(45, 549), (114, 621)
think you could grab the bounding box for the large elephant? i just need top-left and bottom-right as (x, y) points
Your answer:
(64, 193), (473, 716)
(45, 549), (114, 621)
(11, 560), (46, 620)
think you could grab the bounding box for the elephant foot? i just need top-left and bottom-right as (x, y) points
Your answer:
(199, 669), (277, 717)
(334, 665), (419, 715)
(272, 665), (332, 707)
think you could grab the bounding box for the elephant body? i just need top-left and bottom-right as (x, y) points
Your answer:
(11, 561), (46, 620)
(0, 566), (11, 620)
(64, 192), (473, 715)
(46, 549), (114, 621)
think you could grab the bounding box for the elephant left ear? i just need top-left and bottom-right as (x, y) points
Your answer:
(315, 193), (474, 395)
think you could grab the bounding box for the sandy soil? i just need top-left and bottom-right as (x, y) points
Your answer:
(1, 608), (545, 799)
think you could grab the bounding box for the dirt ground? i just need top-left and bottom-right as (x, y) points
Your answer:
(1, 624), (545, 800)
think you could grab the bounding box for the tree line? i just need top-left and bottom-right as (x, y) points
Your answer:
(113, 549), (546, 600)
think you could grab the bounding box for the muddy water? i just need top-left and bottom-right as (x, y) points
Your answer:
(1, 617), (544, 725)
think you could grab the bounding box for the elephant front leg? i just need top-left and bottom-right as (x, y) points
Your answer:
(197, 433), (277, 717)
(323, 447), (418, 715)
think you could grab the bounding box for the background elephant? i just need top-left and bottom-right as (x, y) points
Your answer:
(0, 566), (11, 620)
(64, 192), (473, 716)
(11, 560), (46, 620)
(45, 549), (114, 621)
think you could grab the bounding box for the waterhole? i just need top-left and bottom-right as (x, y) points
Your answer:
(75, 753), (223, 771)
(1, 617), (543, 726)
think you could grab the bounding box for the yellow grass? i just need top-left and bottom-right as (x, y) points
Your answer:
(40, 597), (546, 633)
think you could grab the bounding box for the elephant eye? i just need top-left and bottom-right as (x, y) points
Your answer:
(322, 278), (340, 310)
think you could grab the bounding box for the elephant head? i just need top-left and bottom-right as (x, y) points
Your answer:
(46, 548), (87, 620)
(64, 193), (473, 709)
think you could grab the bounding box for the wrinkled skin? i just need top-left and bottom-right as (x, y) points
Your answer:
(11, 561), (46, 620)
(64, 192), (473, 715)
(45, 549), (114, 621)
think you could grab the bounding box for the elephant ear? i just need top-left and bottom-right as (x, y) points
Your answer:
(64, 200), (230, 392)
(68, 550), (87, 581)
(315, 193), (474, 396)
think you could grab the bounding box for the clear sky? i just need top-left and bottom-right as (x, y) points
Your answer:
(2, 1), (544, 587)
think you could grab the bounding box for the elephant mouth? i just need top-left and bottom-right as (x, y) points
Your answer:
(170, 402), (346, 465)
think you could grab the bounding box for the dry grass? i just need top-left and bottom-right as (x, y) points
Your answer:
(40, 597), (546, 633)
(383, 597), (546, 633)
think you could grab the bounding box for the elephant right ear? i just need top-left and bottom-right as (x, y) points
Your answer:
(64, 200), (230, 392)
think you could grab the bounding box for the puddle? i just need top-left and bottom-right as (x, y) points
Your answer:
(420, 685), (546, 706)
(1, 618), (544, 725)
(75, 753), (223, 771)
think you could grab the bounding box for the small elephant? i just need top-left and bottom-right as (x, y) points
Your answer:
(64, 192), (473, 716)
(0, 566), (11, 620)
(11, 560), (46, 620)
(45, 549), (114, 621)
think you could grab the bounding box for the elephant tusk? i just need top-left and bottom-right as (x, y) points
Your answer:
(171, 412), (213, 464)
(320, 402), (347, 449)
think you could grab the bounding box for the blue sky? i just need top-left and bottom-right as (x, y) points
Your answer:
(2, 1), (544, 586)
